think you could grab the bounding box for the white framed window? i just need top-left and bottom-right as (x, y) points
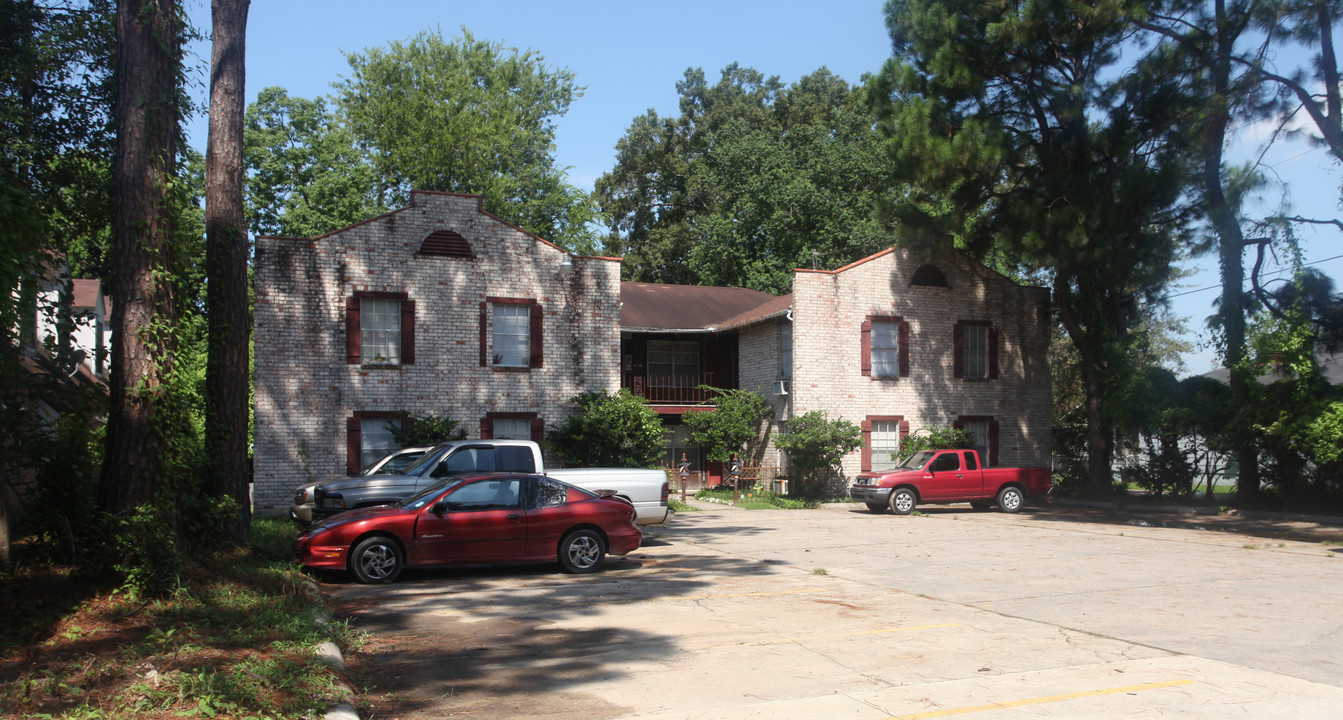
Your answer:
(647, 339), (699, 388)
(360, 417), (400, 469)
(779, 325), (793, 380)
(492, 418), (531, 440)
(493, 303), (530, 367)
(871, 320), (900, 377)
(361, 297), (401, 364)
(963, 324), (989, 379)
(870, 421), (901, 471)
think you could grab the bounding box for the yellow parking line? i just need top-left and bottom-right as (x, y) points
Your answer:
(888, 678), (1195, 719)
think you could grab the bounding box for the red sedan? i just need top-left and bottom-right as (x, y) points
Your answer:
(294, 472), (643, 583)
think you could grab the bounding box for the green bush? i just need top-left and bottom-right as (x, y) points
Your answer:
(897, 427), (977, 462)
(389, 413), (468, 446)
(546, 389), (668, 467)
(682, 387), (774, 462)
(774, 411), (862, 500)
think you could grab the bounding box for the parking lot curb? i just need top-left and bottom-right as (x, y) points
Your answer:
(297, 574), (363, 720)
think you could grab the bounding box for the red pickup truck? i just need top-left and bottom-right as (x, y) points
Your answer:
(849, 449), (1051, 515)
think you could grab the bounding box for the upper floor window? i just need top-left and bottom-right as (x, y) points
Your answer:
(493, 304), (530, 367)
(361, 297), (401, 364)
(954, 320), (997, 380)
(861, 315), (909, 378)
(648, 339), (699, 388)
(480, 298), (543, 369)
(346, 292), (415, 365)
(779, 325), (793, 380)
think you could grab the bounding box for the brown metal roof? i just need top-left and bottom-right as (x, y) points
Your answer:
(621, 282), (790, 331)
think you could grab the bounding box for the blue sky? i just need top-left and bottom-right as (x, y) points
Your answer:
(181, 0), (1342, 376)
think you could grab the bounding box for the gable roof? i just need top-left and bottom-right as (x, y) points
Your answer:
(621, 282), (789, 332)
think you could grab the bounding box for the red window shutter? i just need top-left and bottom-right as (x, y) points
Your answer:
(860, 319), (872, 376)
(401, 300), (416, 365)
(989, 327), (999, 379)
(898, 320), (910, 377)
(989, 419), (1000, 466)
(346, 416), (361, 475)
(860, 417), (872, 471)
(479, 302), (488, 367)
(530, 417), (544, 442)
(529, 302), (544, 368)
(481, 416), (493, 439)
(346, 297), (361, 364)
(953, 322), (964, 378)
(899, 419), (910, 439)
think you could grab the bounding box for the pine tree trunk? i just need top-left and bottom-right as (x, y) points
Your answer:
(205, 0), (252, 543)
(99, 0), (182, 514)
(1205, 0), (1259, 505)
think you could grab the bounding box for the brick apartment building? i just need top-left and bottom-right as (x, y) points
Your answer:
(252, 192), (1050, 514)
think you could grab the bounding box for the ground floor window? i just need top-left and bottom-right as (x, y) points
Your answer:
(955, 416), (999, 466)
(861, 415), (909, 472)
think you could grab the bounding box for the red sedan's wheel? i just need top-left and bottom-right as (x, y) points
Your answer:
(350, 536), (404, 584)
(558, 529), (606, 574)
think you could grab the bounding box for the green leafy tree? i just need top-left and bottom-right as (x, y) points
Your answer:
(1136, 0), (1343, 504)
(389, 413), (468, 447)
(870, 0), (1199, 493)
(337, 28), (600, 250)
(596, 65), (906, 293)
(243, 87), (384, 237)
(896, 427), (976, 463)
(546, 390), (668, 468)
(774, 411), (862, 499)
(682, 387), (775, 462)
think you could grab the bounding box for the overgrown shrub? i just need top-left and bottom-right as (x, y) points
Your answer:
(546, 389), (668, 467)
(389, 413), (468, 446)
(682, 387), (774, 463)
(896, 426), (976, 461)
(774, 411), (861, 500)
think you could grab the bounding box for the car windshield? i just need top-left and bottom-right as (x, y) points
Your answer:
(397, 476), (466, 509)
(398, 445), (448, 477)
(897, 451), (936, 470)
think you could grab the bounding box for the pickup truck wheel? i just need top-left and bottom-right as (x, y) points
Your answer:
(996, 486), (1025, 513)
(865, 502), (887, 513)
(888, 488), (916, 515)
(559, 529), (606, 574)
(350, 536), (403, 584)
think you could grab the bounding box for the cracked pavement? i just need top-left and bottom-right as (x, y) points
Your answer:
(319, 501), (1343, 719)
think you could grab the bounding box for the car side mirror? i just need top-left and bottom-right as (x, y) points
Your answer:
(431, 501), (449, 514)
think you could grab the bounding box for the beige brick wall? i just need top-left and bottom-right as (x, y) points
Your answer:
(253, 191), (620, 514)
(788, 246), (1051, 478)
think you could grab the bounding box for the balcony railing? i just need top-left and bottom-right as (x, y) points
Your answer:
(625, 373), (718, 404)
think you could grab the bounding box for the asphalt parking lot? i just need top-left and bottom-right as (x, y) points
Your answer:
(321, 501), (1343, 719)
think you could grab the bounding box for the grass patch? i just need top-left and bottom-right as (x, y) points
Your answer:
(0, 516), (354, 719)
(693, 486), (817, 509)
(667, 499), (697, 513)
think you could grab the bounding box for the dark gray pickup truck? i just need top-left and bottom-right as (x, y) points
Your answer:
(289, 439), (542, 524)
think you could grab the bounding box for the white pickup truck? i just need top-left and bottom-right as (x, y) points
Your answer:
(290, 439), (671, 526)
